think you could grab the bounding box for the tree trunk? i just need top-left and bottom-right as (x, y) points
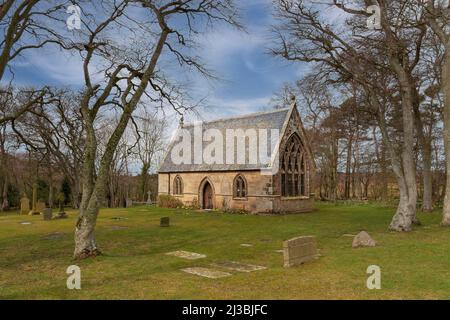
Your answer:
(422, 140), (433, 212)
(344, 136), (353, 199)
(140, 163), (150, 201)
(442, 47), (450, 226)
(413, 93), (433, 212)
(374, 93), (417, 231)
(48, 176), (53, 208)
(74, 205), (101, 259)
(1, 177), (8, 211)
(74, 24), (170, 259)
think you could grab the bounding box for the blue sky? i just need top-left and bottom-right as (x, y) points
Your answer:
(5, 0), (307, 123)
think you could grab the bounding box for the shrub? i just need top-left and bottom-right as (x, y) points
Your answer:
(157, 195), (183, 208)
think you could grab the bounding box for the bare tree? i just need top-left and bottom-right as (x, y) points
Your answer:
(271, 0), (429, 231)
(424, 0), (450, 225)
(0, 1), (71, 124)
(132, 109), (166, 201)
(68, 0), (240, 259)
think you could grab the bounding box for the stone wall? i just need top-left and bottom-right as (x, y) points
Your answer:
(158, 171), (314, 214)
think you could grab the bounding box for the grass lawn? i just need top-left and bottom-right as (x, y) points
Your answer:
(0, 203), (449, 300)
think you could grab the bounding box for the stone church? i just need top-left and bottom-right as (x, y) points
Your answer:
(158, 100), (315, 213)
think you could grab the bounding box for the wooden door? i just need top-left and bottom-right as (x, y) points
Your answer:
(203, 183), (213, 209)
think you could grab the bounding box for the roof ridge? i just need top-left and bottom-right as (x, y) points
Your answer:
(182, 107), (290, 127)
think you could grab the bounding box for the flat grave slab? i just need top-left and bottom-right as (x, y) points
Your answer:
(111, 217), (128, 221)
(213, 261), (266, 273)
(43, 232), (65, 240)
(106, 225), (129, 230)
(181, 267), (231, 279)
(166, 250), (206, 260)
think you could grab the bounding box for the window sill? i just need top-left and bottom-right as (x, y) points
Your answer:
(233, 197), (248, 201)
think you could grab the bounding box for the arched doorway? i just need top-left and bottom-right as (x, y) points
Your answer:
(199, 178), (215, 210)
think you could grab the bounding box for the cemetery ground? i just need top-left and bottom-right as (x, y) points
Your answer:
(0, 203), (449, 300)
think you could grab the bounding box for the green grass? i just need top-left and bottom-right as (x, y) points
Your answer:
(0, 203), (449, 299)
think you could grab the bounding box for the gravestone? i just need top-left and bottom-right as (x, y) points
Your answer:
(160, 217), (170, 227)
(42, 208), (52, 221)
(36, 201), (46, 213)
(352, 231), (376, 248)
(126, 198), (133, 208)
(20, 196), (30, 215)
(166, 250), (206, 260)
(107, 225), (128, 230)
(43, 232), (64, 240)
(213, 261), (266, 273)
(181, 267), (231, 279)
(283, 236), (318, 267)
(146, 191), (152, 204)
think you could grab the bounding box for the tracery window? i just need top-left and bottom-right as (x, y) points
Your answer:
(281, 134), (307, 197)
(233, 175), (247, 198)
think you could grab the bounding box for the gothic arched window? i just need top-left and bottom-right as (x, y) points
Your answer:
(233, 175), (247, 199)
(173, 176), (183, 195)
(281, 134), (307, 197)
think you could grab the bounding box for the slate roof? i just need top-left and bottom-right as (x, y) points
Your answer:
(158, 107), (291, 173)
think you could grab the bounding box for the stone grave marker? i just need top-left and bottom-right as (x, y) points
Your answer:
(35, 201), (46, 213)
(42, 208), (52, 221)
(20, 196), (30, 215)
(181, 267), (231, 279)
(160, 217), (170, 227)
(126, 198), (133, 208)
(283, 236), (318, 267)
(107, 225), (129, 230)
(213, 261), (266, 273)
(166, 250), (206, 260)
(146, 191), (152, 204)
(43, 232), (64, 240)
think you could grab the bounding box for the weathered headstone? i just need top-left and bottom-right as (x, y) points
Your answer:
(42, 208), (52, 221)
(160, 217), (170, 227)
(126, 198), (133, 208)
(283, 236), (318, 267)
(352, 231), (376, 248)
(20, 196), (30, 215)
(36, 201), (46, 213)
(146, 191), (152, 204)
